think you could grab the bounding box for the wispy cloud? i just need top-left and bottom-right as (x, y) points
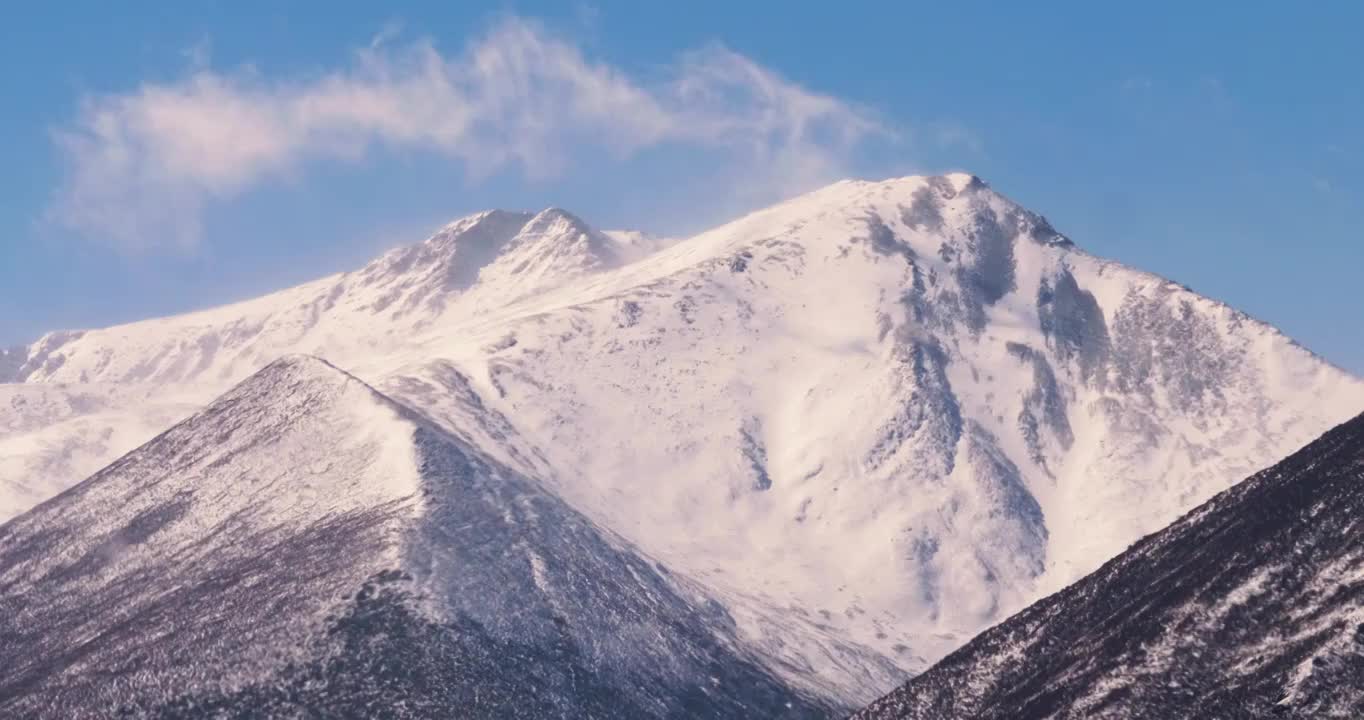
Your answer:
(49, 17), (890, 252)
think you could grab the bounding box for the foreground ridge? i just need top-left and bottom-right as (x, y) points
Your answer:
(0, 355), (830, 719)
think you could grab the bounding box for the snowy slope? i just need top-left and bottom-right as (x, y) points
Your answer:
(2, 173), (1361, 704)
(2, 208), (655, 389)
(0, 356), (830, 719)
(853, 411), (1364, 719)
(377, 173), (1363, 681)
(0, 207), (647, 517)
(0, 382), (202, 519)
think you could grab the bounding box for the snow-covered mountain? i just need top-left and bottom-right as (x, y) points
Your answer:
(0, 356), (830, 718)
(852, 410), (1364, 719)
(2, 173), (1361, 705)
(1, 208), (641, 388)
(0, 381), (201, 519)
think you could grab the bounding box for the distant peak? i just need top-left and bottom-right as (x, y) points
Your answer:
(874, 172), (986, 194)
(816, 173), (990, 200)
(533, 206), (577, 220)
(436, 208), (533, 233)
(524, 207), (594, 235)
(355, 210), (535, 294)
(426, 209), (536, 246)
(943, 172), (987, 193)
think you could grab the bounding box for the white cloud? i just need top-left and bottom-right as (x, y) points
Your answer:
(49, 17), (890, 252)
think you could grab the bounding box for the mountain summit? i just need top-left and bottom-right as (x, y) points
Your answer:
(2, 174), (1361, 705)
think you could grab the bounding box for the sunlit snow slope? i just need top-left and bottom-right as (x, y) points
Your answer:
(853, 411), (1364, 719)
(2, 174), (1361, 703)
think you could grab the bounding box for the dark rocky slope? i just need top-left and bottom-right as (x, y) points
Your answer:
(0, 356), (829, 719)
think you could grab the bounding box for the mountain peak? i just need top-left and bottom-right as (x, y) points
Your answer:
(356, 209), (532, 294)
(941, 171), (986, 193)
(467, 205), (633, 298)
(432, 208), (534, 236)
(240, 354), (378, 397)
(749, 172), (1070, 262)
(528, 206), (589, 227)
(357, 205), (629, 305)
(260, 352), (342, 376)
(518, 206), (601, 243)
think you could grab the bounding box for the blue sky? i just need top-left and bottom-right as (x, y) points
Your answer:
(2, 1), (1361, 373)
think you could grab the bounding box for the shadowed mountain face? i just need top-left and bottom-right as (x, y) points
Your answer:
(854, 412), (1364, 719)
(0, 356), (830, 719)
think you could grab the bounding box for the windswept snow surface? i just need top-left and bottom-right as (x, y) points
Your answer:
(852, 411), (1364, 719)
(3, 174), (1361, 704)
(0, 382), (202, 519)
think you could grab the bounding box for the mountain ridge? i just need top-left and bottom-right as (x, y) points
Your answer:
(2, 173), (1361, 705)
(5, 174), (1349, 383)
(0, 353), (834, 718)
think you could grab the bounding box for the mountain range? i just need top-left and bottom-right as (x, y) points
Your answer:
(2, 173), (1361, 713)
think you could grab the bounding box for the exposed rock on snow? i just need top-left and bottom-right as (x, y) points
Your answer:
(853, 411), (1364, 719)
